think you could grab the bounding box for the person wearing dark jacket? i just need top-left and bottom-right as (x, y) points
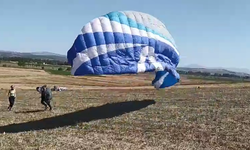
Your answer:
(40, 85), (52, 110)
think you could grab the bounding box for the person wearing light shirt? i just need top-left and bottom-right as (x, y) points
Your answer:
(8, 85), (16, 111)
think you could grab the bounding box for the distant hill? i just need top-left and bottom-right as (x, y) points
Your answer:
(184, 64), (250, 74)
(0, 50), (67, 62)
(178, 65), (250, 77)
(31, 51), (65, 56)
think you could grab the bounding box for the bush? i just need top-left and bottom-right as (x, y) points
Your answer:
(18, 61), (26, 67)
(58, 67), (63, 71)
(66, 67), (71, 71)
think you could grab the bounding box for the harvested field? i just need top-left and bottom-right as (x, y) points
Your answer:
(0, 67), (249, 149)
(0, 67), (241, 90)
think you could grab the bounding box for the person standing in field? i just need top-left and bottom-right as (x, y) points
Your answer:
(40, 85), (53, 111)
(8, 85), (16, 111)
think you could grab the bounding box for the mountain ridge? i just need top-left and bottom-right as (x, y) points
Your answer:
(31, 51), (65, 56)
(0, 50), (67, 61)
(182, 64), (250, 75)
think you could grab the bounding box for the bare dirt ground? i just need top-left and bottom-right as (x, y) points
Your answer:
(0, 67), (250, 149)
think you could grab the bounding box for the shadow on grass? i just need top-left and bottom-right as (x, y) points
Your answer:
(15, 110), (45, 114)
(0, 99), (155, 133)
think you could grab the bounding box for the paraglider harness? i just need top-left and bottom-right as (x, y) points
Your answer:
(39, 85), (53, 110)
(37, 86), (52, 100)
(41, 86), (52, 101)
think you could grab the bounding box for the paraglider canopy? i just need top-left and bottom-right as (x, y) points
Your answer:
(67, 10), (180, 89)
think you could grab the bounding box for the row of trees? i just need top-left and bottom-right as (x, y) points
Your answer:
(0, 56), (71, 71)
(1, 57), (250, 80)
(0, 57), (68, 65)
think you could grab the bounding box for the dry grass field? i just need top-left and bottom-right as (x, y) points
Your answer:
(0, 67), (250, 149)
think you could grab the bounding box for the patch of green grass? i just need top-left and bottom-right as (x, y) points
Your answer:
(45, 69), (71, 76)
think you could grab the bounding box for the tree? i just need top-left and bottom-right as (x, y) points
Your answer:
(18, 61), (26, 67)
(58, 67), (63, 71)
(66, 67), (71, 71)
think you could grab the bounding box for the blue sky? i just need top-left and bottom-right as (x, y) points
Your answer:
(0, 0), (249, 68)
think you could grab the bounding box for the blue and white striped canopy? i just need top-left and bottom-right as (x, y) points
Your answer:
(67, 11), (180, 89)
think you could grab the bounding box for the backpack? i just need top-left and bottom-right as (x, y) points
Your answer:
(45, 88), (53, 100)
